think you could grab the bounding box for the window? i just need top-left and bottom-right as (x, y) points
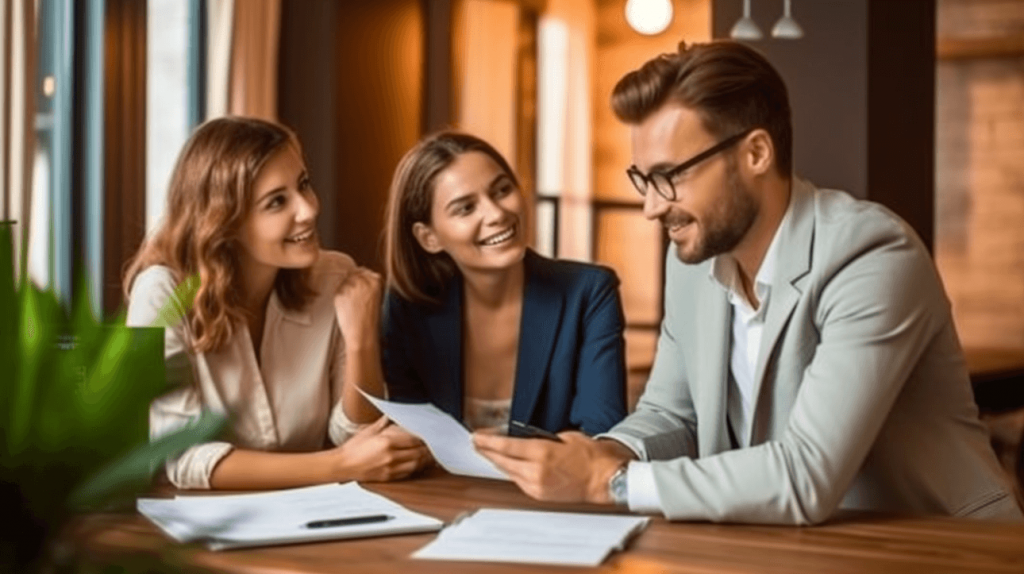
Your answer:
(146, 0), (197, 233)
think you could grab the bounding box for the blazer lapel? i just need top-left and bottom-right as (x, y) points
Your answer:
(511, 252), (564, 424)
(695, 271), (732, 456)
(426, 279), (465, 421)
(747, 178), (815, 445)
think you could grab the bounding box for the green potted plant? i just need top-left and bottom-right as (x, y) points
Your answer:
(0, 221), (223, 572)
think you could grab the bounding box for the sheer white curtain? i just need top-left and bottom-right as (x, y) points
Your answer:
(205, 0), (281, 121)
(205, 0), (233, 119)
(0, 0), (37, 278)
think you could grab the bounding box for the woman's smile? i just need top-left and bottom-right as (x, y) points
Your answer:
(479, 223), (517, 247)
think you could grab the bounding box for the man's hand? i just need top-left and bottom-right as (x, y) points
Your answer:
(473, 431), (636, 504)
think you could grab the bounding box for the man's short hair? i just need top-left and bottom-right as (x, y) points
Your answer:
(612, 40), (793, 177)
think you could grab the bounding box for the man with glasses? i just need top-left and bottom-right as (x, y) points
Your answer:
(474, 40), (1022, 524)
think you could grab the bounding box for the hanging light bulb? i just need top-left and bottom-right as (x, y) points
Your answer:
(625, 0), (674, 36)
(730, 0), (762, 41)
(772, 0), (804, 39)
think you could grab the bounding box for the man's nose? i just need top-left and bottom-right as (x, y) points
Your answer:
(642, 189), (667, 221)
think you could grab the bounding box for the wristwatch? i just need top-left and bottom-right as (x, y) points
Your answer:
(607, 464), (629, 507)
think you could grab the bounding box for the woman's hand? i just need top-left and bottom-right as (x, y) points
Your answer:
(333, 267), (383, 351)
(329, 417), (432, 482)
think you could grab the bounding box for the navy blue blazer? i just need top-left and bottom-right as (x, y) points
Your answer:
(381, 250), (627, 435)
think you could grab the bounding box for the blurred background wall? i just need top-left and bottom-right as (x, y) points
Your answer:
(7, 1), (1023, 442)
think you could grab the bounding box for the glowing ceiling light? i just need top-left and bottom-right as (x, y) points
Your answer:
(625, 0), (674, 36)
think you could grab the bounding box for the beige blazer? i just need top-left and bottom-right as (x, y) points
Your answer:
(607, 179), (1022, 524)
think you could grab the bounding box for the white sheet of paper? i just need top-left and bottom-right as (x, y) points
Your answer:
(412, 508), (649, 567)
(360, 390), (508, 481)
(137, 482), (443, 550)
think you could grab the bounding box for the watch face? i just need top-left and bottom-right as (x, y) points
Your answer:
(610, 467), (628, 505)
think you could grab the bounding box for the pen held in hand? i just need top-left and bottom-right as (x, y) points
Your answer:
(305, 514), (393, 529)
(509, 420), (564, 442)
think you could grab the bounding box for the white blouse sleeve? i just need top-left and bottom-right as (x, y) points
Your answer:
(328, 400), (364, 445)
(126, 266), (234, 489)
(318, 251), (370, 446)
(326, 320), (367, 446)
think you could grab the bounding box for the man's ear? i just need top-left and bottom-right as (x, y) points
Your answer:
(412, 222), (443, 254)
(743, 129), (775, 176)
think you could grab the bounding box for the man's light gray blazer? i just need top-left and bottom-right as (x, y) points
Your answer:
(607, 179), (1023, 524)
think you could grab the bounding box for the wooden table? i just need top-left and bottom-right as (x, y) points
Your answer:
(71, 470), (1024, 574)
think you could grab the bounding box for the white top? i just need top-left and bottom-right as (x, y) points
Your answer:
(126, 250), (362, 489)
(623, 202), (793, 514)
(710, 207), (786, 448)
(464, 397), (513, 431)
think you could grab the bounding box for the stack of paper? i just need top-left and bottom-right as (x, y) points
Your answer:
(137, 482), (443, 550)
(413, 509), (649, 567)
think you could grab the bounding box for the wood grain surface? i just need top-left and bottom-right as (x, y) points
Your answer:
(70, 468), (1024, 574)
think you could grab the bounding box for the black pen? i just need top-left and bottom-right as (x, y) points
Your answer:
(304, 514), (393, 529)
(509, 420), (564, 442)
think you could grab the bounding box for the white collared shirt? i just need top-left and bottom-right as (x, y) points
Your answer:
(710, 243), (777, 448)
(623, 204), (792, 514)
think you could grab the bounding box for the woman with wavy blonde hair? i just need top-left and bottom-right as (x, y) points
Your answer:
(125, 116), (429, 490)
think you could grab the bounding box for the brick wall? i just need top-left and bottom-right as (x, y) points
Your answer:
(935, 0), (1024, 350)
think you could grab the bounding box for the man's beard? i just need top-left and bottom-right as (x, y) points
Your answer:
(674, 160), (759, 264)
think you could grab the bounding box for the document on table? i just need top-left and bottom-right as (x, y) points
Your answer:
(137, 482), (443, 551)
(412, 509), (650, 567)
(360, 390), (509, 481)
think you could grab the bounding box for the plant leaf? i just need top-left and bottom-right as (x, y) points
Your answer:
(7, 284), (50, 455)
(68, 412), (226, 510)
(155, 274), (199, 328)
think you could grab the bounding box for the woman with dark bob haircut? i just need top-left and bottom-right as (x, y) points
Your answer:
(125, 116), (429, 490)
(381, 131), (627, 436)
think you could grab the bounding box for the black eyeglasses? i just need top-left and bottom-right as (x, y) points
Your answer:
(626, 129), (753, 202)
